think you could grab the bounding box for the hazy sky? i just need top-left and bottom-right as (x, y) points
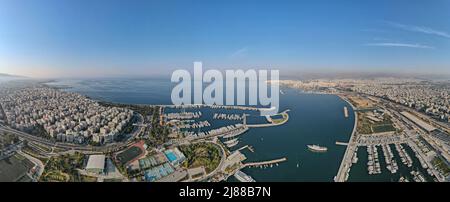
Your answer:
(0, 0), (449, 78)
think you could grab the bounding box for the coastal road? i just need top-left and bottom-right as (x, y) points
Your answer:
(18, 150), (45, 180)
(334, 96), (358, 182)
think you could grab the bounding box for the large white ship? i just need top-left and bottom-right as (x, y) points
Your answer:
(234, 170), (256, 182)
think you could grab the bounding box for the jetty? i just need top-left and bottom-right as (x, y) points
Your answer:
(165, 111), (202, 119)
(213, 113), (245, 121)
(242, 157), (287, 168)
(334, 96), (358, 182)
(246, 109), (290, 128)
(336, 141), (349, 146)
(237, 145), (255, 153)
(185, 124), (248, 140)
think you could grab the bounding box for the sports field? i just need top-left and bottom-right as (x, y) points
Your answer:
(116, 146), (144, 165)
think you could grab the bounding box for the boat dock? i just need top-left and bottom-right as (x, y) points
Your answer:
(344, 106), (349, 118)
(213, 113), (245, 121)
(242, 157), (287, 168)
(165, 111), (202, 119)
(334, 98), (358, 182)
(336, 141), (349, 146)
(225, 139), (239, 148)
(237, 145), (255, 153)
(246, 109), (290, 128)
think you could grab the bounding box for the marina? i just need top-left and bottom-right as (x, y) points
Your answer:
(165, 111), (202, 119)
(398, 176), (409, 182)
(367, 145), (382, 175)
(381, 144), (398, 174)
(213, 113), (245, 121)
(395, 144), (413, 167)
(48, 80), (364, 182)
(177, 120), (211, 129)
(411, 170), (426, 182)
(184, 124), (249, 140)
(347, 143), (438, 182)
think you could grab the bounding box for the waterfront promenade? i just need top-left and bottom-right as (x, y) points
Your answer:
(335, 95), (358, 182)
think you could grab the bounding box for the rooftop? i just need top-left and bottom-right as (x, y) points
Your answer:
(86, 155), (106, 170)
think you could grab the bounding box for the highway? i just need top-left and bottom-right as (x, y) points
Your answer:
(18, 150), (45, 181)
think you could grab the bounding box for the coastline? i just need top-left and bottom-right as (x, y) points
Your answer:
(41, 81), (355, 181)
(334, 94), (358, 182)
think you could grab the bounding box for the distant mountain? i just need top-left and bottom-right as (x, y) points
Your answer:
(0, 73), (27, 83)
(0, 73), (25, 78)
(279, 70), (450, 81)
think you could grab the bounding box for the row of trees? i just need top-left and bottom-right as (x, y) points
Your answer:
(0, 132), (20, 149)
(146, 106), (170, 147)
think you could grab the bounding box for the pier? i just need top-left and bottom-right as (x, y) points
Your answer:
(165, 111), (202, 119)
(185, 124), (248, 140)
(242, 157), (287, 168)
(213, 113), (245, 121)
(246, 110), (290, 128)
(237, 145), (255, 153)
(336, 141), (348, 146)
(160, 104), (263, 112)
(335, 96), (358, 182)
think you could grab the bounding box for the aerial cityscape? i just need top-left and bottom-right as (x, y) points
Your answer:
(0, 0), (449, 184)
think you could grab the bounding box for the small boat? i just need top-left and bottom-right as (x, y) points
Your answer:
(296, 163), (299, 168)
(226, 141), (239, 148)
(223, 138), (238, 145)
(307, 144), (328, 152)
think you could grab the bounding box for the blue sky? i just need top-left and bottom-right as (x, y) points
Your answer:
(0, 0), (449, 78)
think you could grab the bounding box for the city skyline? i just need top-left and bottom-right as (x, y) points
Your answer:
(1, 0), (450, 78)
